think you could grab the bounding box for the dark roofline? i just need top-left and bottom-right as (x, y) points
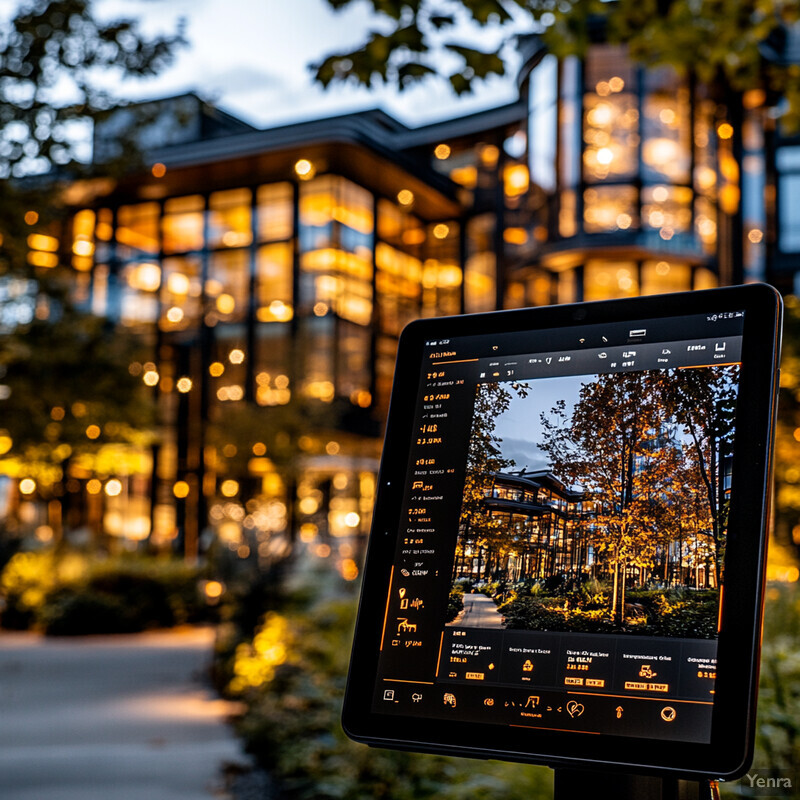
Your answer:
(144, 105), (461, 199)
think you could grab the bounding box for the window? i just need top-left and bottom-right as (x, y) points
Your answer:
(208, 188), (252, 249)
(208, 249), (249, 323)
(160, 256), (202, 331)
(257, 183), (293, 242)
(256, 243), (293, 322)
(778, 147), (800, 252)
(117, 202), (159, 257)
(163, 195), (204, 254)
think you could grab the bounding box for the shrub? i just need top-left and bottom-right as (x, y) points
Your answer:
(39, 589), (139, 636)
(224, 588), (552, 800)
(0, 548), (206, 634)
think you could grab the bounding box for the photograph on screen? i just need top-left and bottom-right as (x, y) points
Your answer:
(448, 365), (740, 639)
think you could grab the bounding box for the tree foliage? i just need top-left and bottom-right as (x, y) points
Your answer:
(313, 0), (800, 126)
(0, 1), (183, 524)
(540, 367), (738, 622)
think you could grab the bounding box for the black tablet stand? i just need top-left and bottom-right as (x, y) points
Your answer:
(553, 768), (719, 800)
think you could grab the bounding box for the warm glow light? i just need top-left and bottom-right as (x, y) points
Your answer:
(87, 479), (102, 494)
(299, 496), (319, 515)
(19, 478), (36, 495)
(167, 272), (190, 295)
(313, 302), (328, 316)
(177, 377), (193, 393)
(596, 148), (614, 165)
(397, 189), (414, 206)
(221, 480), (240, 498)
(143, 370), (160, 387)
(85, 424), (101, 440)
(28, 233), (58, 253)
(28, 251), (58, 268)
(51, 406), (65, 420)
(0, 432), (11, 455)
(434, 143), (451, 159)
(608, 76), (625, 92)
(216, 293), (235, 314)
(151, 162), (167, 178)
(340, 558), (359, 581)
(748, 229), (764, 244)
(72, 240), (94, 257)
(229, 349), (245, 364)
(344, 512), (360, 528)
(105, 478), (123, 497)
(652, 186), (669, 203)
(294, 159), (315, 179)
(173, 480), (190, 498)
(209, 361), (225, 377)
(503, 227), (528, 245)
(717, 123), (734, 140)
(166, 306), (184, 323)
(252, 442), (267, 456)
(204, 580), (224, 600)
(24, 210), (39, 225)
(480, 144), (499, 166)
(433, 223), (450, 239)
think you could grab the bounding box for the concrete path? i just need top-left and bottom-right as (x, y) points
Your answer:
(0, 627), (246, 800)
(455, 593), (505, 629)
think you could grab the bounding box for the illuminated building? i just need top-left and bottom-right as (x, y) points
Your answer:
(9, 31), (800, 565)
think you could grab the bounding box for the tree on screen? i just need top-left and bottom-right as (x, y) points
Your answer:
(661, 365), (740, 585)
(540, 371), (708, 623)
(456, 381), (516, 582)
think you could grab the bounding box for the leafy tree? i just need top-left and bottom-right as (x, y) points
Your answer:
(456, 381), (516, 581)
(0, 0), (184, 537)
(540, 372), (706, 622)
(662, 365), (740, 584)
(313, 0), (800, 127)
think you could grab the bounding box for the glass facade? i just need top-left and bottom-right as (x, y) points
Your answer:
(8, 37), (795, 570)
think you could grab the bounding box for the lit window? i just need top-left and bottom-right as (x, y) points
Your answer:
(162, 195), (204, 254)
(208, 188), (252, 249)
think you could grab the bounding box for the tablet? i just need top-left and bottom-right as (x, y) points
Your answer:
(342, 284), (782, 781)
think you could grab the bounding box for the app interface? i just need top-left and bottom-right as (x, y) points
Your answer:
(373, 311), (744, 744)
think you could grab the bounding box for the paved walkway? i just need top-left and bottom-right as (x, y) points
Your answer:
(454, 593), (505, 628)
(0, 627), (246, 800)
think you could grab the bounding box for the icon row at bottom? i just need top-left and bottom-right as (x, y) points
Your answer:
(382, 687), (678, 724)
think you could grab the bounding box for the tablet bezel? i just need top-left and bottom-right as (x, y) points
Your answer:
(342, 284), (782, 781)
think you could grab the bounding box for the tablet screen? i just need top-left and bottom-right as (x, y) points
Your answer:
(371, 308), (746, 745)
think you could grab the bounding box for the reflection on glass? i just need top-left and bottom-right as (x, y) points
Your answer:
(301, 317), (335, 402)
(339, 321), (371, 403)
(642, 185), (692, 237)
(160, 256), (202, 330)
(255, 324), (290, 406)
(583, 186), (638, 233)
(257, 183), (293, 242)
(118, 202), (159, 257)
(584, 261), (639, 301)
(640, 261), (691, 295)
(559, 56), (581, 190)
(376, 242), (421, 336)
(465, 214), (496, 313)
(257, 243), (293, 322)
(208, 249), (249, 323)
(583, 46), (638, 184)
(642, 69), (690, 184)
(163, 195), (204, 254)
(211, 328), (247, 405)
(300, 176), (374, 325)
(208, 188), (252, 249)
(529, 54), (558, 192)
(559, 190), (577, 237)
